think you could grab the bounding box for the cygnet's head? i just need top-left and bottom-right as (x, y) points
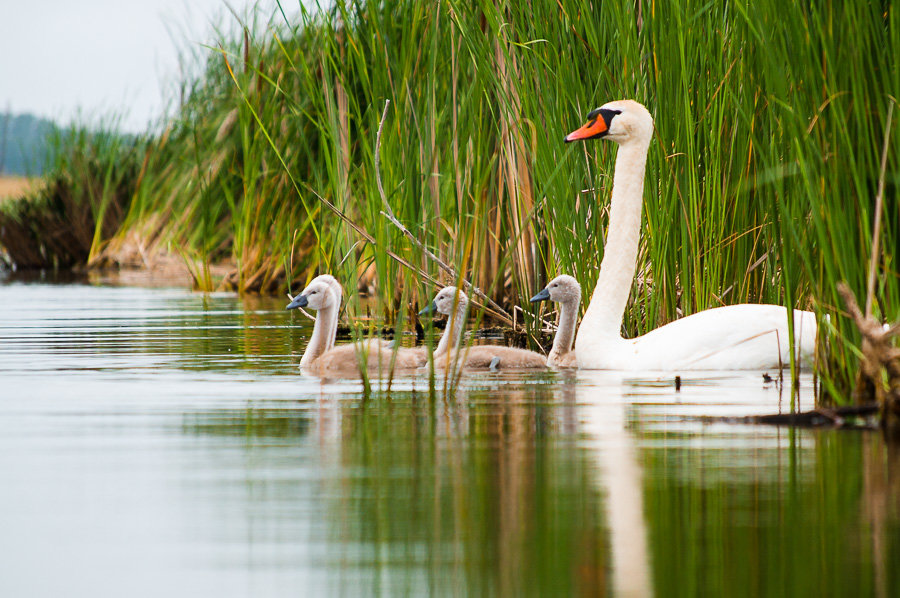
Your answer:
(308, 274), (343, 304)
(564, 99), (653, 145)
(418, 286), (469, 317)
(530, 275), (581, 304)
(286, 279), (338, 311)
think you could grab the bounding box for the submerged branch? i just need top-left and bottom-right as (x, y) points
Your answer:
(837, 282), (900, 431)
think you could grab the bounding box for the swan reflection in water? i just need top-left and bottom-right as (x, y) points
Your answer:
(576, 370), (653, 597)
(308, 371), (656, 596)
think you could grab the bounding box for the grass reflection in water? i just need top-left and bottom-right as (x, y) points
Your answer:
(2, 281), (898, 597)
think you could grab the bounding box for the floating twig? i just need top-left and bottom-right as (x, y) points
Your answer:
(697, 404), (880, 429)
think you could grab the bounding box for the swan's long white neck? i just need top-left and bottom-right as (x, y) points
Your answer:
(576, 136), (650, 350)
(550, 296), (578, 361)
(300, 301), (338, 367)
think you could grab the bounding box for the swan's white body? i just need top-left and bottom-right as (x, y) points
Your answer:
(568, 100), (817, 371)
(578, 303), (817, 370)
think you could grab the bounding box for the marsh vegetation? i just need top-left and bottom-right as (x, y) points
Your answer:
(0, 1), (897, 400)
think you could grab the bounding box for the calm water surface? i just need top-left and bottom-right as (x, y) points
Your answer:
(1, 277), (898, 597)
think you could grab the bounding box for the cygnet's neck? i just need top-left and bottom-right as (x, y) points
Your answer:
(301, 302), (337, 367)
(549, 295), (579, 361)
(433, 301), (467, 359)
(579, 137), (650, 341)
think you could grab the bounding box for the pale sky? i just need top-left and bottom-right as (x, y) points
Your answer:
(0, 0), (290, 133)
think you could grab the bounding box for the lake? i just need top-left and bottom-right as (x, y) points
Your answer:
(1, 275), (897, 597)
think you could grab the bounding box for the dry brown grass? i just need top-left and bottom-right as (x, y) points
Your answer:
(0, 176), (41, 200)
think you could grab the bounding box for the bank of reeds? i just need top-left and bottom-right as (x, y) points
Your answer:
(1, 1), (897, 400)
(0, 122), (139, 269)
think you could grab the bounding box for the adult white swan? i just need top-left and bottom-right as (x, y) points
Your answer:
(564, 100), (817, 370)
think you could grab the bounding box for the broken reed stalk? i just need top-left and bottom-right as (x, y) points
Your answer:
(865, 101), (894, 317)
(373, 100), (514, 326)
(837, 282), (900, 433)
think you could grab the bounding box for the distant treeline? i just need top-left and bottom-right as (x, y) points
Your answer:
(0, 113), (55, 176)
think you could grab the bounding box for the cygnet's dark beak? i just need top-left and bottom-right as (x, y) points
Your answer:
(530, 288), (551, 303)
(286, 295), (308, 310)
(417, 301), (437, 317)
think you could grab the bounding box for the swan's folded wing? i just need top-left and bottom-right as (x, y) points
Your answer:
(632, 304), (817, 370)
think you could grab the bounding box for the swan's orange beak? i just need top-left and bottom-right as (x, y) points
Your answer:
(564, 107), (620, 142)
(564, 115), (607, 142)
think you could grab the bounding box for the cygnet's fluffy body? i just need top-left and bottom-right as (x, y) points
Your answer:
(422, 287), (547, 371)
(316, 338), (425, 373)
